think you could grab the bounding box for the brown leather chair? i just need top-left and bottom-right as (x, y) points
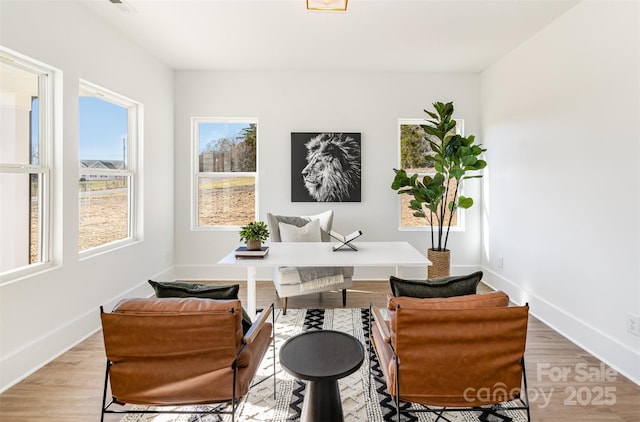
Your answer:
(370, 291), (530, 421)
(99, 297), (274, 422)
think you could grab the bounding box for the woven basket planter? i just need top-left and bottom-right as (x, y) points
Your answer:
(427, 249), (450, 278)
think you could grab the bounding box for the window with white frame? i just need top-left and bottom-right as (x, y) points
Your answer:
(0, 51), (53, 276)
(78, 81), (139, 252)
(398, 118), (464, 229)
(193, 119), (257, 228)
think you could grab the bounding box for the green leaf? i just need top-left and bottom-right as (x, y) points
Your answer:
(424, 110), (438, 120)
(458, 146), (470, 156)
(423, 126), (443, 139)
(450, 166), (464, 180)
(462, 155), (477, 166)
(458, 196), (473, 209)
(432, 172), (445, 184)
(391, 176), (404, 190)
(409, 199), (423, 210)
(426, 203), (439, 213)
(444, 121), (456, 133)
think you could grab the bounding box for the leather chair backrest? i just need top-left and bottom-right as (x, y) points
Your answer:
(386, 292), (529, 407)
(101, 297), (244, 405)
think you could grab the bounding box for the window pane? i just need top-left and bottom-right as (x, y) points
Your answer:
(79, 96), (128, 167)
(0, 63), (40, 165)
(0, 173), (41, 272)
(1, 56), (49, 276)
(399, 121), (462, 173)
(400, 123), (433, 173)
(198, 122), (256, 172)
(31, 97), (39, 165)
(79, 176), (129, 251)
(399, 120), (462, 228)
(78, 83), (137, 252)
(198, 176), (255, 226)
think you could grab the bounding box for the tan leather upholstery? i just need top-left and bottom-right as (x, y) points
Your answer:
(101, 297), (272, 406)
(371, 291), (529, 408)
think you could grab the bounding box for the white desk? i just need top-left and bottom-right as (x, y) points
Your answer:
(217, 241), (431, 318)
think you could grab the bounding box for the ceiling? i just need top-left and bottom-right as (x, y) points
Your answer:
(80, 0), (580, 72)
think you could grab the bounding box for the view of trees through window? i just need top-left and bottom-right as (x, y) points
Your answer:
(399, 120), (460, 228)
(199, 124), (256, 173)
(400, 123), (433, 172)
(196, 121), (257, 227)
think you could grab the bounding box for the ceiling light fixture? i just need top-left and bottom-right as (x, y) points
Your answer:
(306, 0), (348, 11)
(108, 0), (136, 14)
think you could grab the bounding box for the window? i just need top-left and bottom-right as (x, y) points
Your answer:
(78, 81), (139, 252)
(0, 49), (53, 274)
(398, 118), (464, 229)
(0, 50), (53, 276)
(193, 119), (257, 228)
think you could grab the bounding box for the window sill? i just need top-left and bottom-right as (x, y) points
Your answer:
(79, 238), (139, 261)
(0, 261), (57, 287)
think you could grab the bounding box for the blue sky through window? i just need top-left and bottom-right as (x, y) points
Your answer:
(79, 97), (128, 162)
(198, 122), (250, 154)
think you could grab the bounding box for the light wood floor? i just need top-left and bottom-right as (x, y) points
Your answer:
(0, 281), (638, 421)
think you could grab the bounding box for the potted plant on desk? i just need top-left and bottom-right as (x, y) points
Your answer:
(391, 101), (486, 277)
(239, 221), (270, 251)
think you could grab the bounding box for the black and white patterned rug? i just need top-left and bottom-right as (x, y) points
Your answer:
(120, 308), (528, 422)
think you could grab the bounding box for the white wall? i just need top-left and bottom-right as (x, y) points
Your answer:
(481, 0), (640, 383)
(0, 1), (175, 391)
(173, 71), (483, 281)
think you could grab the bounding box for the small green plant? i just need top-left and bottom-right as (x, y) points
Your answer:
(392, 101), (487, 252)
(239, 221), (270, 243)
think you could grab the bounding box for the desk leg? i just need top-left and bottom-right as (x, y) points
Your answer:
(247, 266), (257, 319)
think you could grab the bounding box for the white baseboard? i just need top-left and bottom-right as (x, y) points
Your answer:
(482, 268), (640, 386)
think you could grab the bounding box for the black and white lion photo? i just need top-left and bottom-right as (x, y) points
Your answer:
(291, 132), (361, 202)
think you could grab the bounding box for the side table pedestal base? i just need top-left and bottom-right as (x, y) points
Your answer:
(301, 380), (343, 422)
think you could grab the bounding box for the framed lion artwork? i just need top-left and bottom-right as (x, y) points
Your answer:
(291, 132), (361, 202)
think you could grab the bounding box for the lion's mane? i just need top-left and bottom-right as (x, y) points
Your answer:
(302, 133), (361, 202)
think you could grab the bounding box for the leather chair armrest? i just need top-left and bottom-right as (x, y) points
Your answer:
(243, 303), (274, 345)
(371, 305), (391, 343)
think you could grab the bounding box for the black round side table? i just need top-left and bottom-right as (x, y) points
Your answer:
(279, 330), (365, 422)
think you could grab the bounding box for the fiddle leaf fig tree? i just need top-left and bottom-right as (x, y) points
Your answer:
(392, 101), (487, 252)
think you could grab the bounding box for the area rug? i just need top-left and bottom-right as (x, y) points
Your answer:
(120, 308), (528, 422)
